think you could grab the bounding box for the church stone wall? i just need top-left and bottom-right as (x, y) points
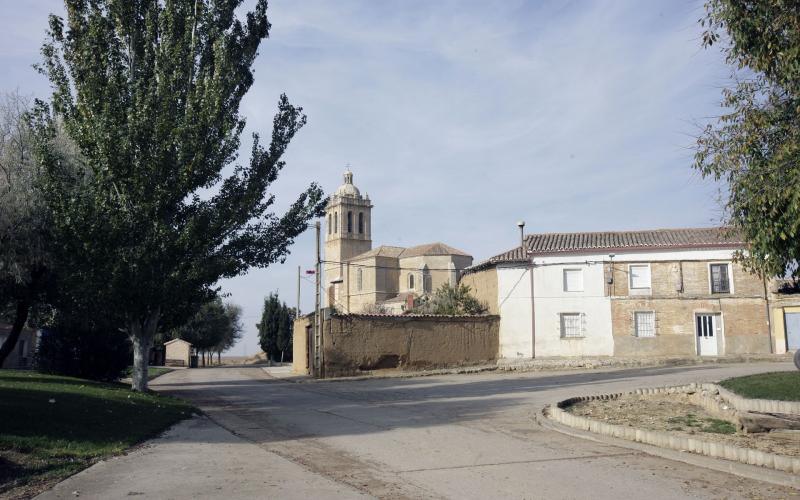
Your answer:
(321, 314), (499, 377)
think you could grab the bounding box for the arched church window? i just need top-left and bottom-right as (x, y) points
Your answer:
(347, 211), (353, 233)
(358, 212), (364, 234)
(357, 268), (363, 291)
(327, 214), (331, 235)
(334, 212), (338, 233)
(408, 273), (415, 290)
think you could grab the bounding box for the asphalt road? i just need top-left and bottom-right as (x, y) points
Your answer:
(39, 362), (800, 499)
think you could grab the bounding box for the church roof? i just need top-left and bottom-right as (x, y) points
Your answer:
(334, 168), (362, 198)
(347, 242), (471, 262)
(348, 245), (406, 261)
(400, 242), (472, 259)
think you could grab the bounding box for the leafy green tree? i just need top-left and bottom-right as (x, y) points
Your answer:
(34, 0), (325, 390)
(212, 302), (243, 364)
(0, 92), (67, 367)
(415, 283), (488, 315)
(172, 298), (241, 366)
(695, 0), (800, 279)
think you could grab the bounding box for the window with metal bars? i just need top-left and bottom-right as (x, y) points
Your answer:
(560, 313), (583, 338)
(710, 264), (731, 293)
(634, 311), (655, 337)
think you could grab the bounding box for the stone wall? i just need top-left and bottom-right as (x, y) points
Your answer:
(608, 260), (770, 357)
(322, 314), (499, 377)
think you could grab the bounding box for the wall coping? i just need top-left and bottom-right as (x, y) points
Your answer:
(332, 313), (500, 321)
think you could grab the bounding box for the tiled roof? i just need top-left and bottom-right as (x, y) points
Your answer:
(400, 242), (471, 259)
(470, 227), (742, 270)
(348, 242), (472, 261)
(348, 245), (406, 261)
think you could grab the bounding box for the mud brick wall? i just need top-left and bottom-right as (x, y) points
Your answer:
(322, 314), (499, 377)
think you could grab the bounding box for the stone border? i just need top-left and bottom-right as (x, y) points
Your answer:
(544, 384), (800, 475)
(708, 382), (800, 414)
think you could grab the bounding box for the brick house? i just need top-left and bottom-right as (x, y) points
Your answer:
(462, 227), (777, 359)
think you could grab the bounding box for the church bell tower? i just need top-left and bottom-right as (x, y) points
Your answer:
(324, 169), (372, 306)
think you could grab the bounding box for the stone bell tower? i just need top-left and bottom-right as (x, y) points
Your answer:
(324, 168), (372, 306)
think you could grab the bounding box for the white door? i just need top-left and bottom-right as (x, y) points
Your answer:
(696, 314), (721, 356)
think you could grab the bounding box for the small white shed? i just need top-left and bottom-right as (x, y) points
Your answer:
(164, 338), (193, 367)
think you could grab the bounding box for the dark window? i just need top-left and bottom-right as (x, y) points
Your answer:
(408, 274), (415, 290)
(334, 212), (338, 233)
(347, 211), (353, 233)
(327, 214), (331, 235)
(710, 264), (730, 293)
(358, 212), (364, 234)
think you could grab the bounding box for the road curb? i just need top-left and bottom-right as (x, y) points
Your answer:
(535, 407), (800, 490)
(293, 355), (792, 382)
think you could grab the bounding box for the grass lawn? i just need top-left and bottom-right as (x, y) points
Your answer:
(122, 366), (174, 381)
(719, 371), (800, 401)
(0, 370), (194, 498)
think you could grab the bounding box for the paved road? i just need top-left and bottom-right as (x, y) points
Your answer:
(39, 362), (799, 499)
(150, 362), (798, 499)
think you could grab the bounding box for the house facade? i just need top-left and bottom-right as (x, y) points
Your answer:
(324, 169), (472, 313)
(0, 324), (38, 369)
(462, 227), (777, 359)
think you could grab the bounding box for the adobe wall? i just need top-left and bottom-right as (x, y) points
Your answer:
(322, 314), (499, 377)
(460, 268), (499, 315)
(292, 315), (312, 374)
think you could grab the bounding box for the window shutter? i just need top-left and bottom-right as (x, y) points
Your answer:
(630, 265), (651, 289)
(564, 269), (583, 292)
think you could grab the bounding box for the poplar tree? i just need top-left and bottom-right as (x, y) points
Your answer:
(35, 0), (325, 390)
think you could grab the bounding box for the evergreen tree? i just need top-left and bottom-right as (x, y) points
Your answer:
(257, 293), (281, 360)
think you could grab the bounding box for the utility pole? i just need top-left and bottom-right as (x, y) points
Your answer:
(314, 221), (322, 377)
(296, 265), (301, 316)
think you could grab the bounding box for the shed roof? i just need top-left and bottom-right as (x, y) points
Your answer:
(164, 338), (192, 346)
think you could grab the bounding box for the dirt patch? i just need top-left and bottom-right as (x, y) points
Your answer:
(569, 393), (800, 458)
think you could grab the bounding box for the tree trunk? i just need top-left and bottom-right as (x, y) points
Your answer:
(0, 299), (31, 368)
(129, 309), (161, 392)
(217, 351), (220, 365)
(280, 350), (284, 363)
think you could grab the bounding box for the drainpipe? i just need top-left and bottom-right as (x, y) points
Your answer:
(518, 221), (535, 359)
(763, 275), (774, 354)
(529, 256), (536, 359)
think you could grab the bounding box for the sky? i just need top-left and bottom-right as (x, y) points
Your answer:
(1, 0), (731, 356)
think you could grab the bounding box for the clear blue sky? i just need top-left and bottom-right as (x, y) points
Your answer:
(1, 0), (730, 356)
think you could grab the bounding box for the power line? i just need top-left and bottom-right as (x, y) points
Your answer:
(321, 258), (608, 272)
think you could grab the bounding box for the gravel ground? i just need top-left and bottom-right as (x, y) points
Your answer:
(569, 393), (800, 458)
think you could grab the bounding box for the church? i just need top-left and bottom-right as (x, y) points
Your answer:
(324, 169), (473, 313)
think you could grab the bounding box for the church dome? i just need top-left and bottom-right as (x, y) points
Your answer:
(334, 168), (361, 198)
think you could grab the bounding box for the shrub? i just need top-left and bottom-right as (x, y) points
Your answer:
(35, 318), (130, 381)
(414, 283), (488, 315)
